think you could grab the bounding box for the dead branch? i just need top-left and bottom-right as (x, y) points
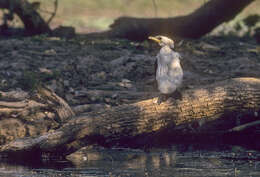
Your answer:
(1, 77), (260, 156)
(0, 86), (74, 146)
(0, 0), (50, 34)
(109, 0), (254, 40)
(46, 0), (58, 25)
(228, 120), (260, 132)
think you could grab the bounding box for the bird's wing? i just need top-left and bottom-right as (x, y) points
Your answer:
(173, 51), (182, 60)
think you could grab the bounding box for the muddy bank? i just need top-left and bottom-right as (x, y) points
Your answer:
(0, 34), (259, 158)
(0, 35), (259, 104)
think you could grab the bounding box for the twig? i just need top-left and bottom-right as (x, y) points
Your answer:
(47, 0), (58, 25)
(227, 120), (260, 132)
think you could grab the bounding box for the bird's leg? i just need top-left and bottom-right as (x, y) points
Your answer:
(155, 90), (182, 105)
(172, 89), (183, 100)
(156, 93), (171, 105)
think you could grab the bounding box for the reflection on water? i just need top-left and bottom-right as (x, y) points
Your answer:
(0, 144), (259, 177)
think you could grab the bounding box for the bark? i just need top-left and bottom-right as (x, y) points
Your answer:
(0, 77), (260, 156)
(109, 0), (254, 40)
(0, 0), (50, 34)
(0, 86), (74, 145)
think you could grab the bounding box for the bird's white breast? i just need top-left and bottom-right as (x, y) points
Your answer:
(156, 46), (183, 94)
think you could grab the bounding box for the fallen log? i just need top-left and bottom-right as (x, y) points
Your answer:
(72, 90), (158, 113)
(109, 0), (254, 40)
(1, 77), (260, 157)
(0, 86), (74, 145)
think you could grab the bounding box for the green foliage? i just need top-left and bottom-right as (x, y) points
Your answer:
(243, 14), (260, 27)
(18, 70), (60, 91)
(30, 33), (49, 41)
(18, 71), (38, 91)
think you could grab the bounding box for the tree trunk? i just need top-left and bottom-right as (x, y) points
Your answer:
(109, 0), (254, 40)
(0, 86), (74, 146)
(0, 0), (50, 34)
(1, 77), (260, 157)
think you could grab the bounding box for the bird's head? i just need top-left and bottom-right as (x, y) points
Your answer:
(148, 35), (174, 49)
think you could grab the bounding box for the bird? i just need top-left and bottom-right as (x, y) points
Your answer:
(148, 35), (183, 104)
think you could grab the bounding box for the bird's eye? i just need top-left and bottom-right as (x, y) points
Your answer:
(157, 36), (162, 40)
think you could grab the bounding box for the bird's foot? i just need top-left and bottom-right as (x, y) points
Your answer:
(154, 94), (168, 105)
(153, 97), (160, 104)
(154, 91), (183, 105)
(172, 90), (182, 100)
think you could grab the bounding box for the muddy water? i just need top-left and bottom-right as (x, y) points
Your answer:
(0, 145), (259, 177)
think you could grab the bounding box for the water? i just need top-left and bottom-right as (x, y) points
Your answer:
(0, 145), (259, 177)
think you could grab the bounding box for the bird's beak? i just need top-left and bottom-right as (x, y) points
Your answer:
(148, 36), (161, 43)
